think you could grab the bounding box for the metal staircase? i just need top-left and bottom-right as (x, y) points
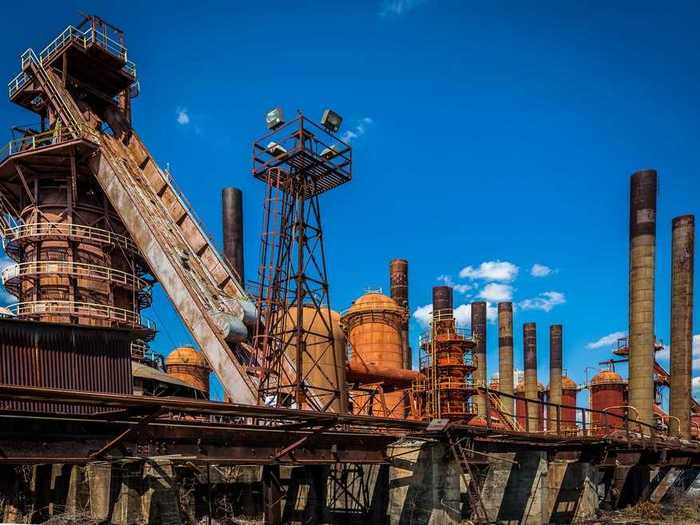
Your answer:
(20, 50), (258, 403)
(487, 389), (522, 432)
(446, 431), (489, 523)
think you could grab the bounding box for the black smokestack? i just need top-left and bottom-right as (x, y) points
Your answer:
(222, 187), (244, 285)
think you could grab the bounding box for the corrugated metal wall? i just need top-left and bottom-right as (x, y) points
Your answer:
(0, 319), (132, 413)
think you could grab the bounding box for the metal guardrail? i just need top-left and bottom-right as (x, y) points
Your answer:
(0, 126), (79, 163)
(8, 300), (155, 330)
(2, 222), (138, 254)
(8, 25), (136, 98)
(2, 261), (149, 291)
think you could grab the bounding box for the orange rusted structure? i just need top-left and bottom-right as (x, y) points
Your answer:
(414, 286), (477, 421)
(342, 291), (409, 417)
(590, 369), (627, 431)
(166, 346), (210, 396)
(560, 375), (578, 430)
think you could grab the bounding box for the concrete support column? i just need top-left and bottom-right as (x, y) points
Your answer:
(498, 302), (514, 416)
(670, 215), (695, 438)
(628, 169), (657, 428)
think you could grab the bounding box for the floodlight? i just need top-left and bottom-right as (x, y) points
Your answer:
(320, 109), (342, 133)
(267, 141), (288, 158)
(265, 107), (285, 130)
(320, 145), (338, 160)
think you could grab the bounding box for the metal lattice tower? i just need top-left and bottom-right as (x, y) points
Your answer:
(252, 115), (351, 412)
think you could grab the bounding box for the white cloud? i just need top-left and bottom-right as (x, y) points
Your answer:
(518, 291), (566, 312)
(693, 376), (700, 392)
(459, 261), (519, 282)
(176, 107), (190, 125)
(478, 283), (513, 303)
(586, 331), (627, 350)
(454, 304), (471, 326)
(379, 0), (427, 17)
(413, 304), (433, 327)
(0, 256), (16, 305)
(657, 344), (670, 360)
(437, 275), (472, 294)
(530, 264), (554, 278)
(341, 117), (373, 143)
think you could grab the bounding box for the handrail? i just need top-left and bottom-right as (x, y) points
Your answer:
(2, 222), (138, 254)
(8, 300), (155, 330)
(0, 126), (81, 163)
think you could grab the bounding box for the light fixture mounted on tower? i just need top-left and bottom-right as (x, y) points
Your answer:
(320, 109), (343, 133)
(265, 107), (285, 130)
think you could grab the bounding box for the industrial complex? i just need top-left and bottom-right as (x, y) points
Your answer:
(0, 15), (698, 525)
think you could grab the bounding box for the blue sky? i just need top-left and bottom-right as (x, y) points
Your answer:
(0, 1), (698, 405)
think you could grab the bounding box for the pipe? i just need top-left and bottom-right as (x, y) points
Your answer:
(498, 302), (514, 417)
(432, 286), (453, 320)
(523, 322), (538, 432)
(628, 170), (657, 428)
(389, 259), (411, 370)
(670, 215), (695, 439)
(548, 324), (563, 431)
(346, 360), (423, 389)
(222, 187), (245, 285)
(471, 301), (487, 417)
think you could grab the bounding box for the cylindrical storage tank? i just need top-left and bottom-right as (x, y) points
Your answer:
(287, 306), (347, 413)
(590, 370), (627, 433)
(341, 292), (406, 417)
(515, 381), (545, 431)
(166, 346), (210, 397)
(560, 375), (578, 431)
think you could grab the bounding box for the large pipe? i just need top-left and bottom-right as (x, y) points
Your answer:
(390, 259), (411, 369)
(628, 170), (657, 428)
(523, 322), (538, 432)
(670, 215), (695, 438)
(346, 361), (423, 389)
(498, 302), (514, 416)
(548, 324), (563, 431)
(222, 187), (245, 285)
(472, 301), (487, 416)
(432, 286), (453, 320)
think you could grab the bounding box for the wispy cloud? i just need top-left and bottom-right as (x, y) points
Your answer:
(413, 301), (497, 328)
(459, 260), (519, 282)
(530, 263), (555, 278)
(437, 274), (472, 294)
(176, 107), (190, 125)
(478, 283), (513, 303)
(586, 331), (626, 350)
(518, 291), (566, 312)
(413, 304), (433, 326)
(342, 117), (373, 143)
(379, 0), (427, 17)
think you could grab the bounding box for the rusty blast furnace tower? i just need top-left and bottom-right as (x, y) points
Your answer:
(252, 115), (352, 412)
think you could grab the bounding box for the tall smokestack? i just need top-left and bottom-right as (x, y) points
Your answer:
(498, 302), (514, 416)
(472, 301), (487, 417)
(222, 187), (245, 285)
(628, 170), (657, 428)
(433, 286), (453, 320)
(523, 322), (538, 432)
(548, 325), (563, 431)
(670, 215), (695, 438)
(390, 259), (411, 369)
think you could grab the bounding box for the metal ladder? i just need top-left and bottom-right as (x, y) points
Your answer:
(487, 389), (522, 432)
(25, 50), (258, 403)
(446, 431), (489, 523)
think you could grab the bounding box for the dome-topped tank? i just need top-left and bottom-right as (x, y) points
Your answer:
(550, 375), (578, 431)
(515, 381), (545, 431)
(341, 292), (407, 417)
(166, 346), (210, 396)
(591, 369), (627, 432)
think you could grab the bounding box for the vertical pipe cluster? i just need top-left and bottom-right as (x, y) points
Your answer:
(222, 187), (245, 285)
(389, 259), (411, 370)
(471, 301), (487, 416)
(670, 215), (695, 438)
(628, 170), (657, 428)
(548, 324), (563, 431)
(523, 322), (538, 432)
(498, 302), (514, 416)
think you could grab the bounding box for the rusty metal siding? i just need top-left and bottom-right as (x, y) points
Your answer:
(0, 318), (132, 414)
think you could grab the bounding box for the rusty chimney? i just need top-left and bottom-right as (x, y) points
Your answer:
(498, 302), (514, 416)
(390, 259), (411, 369)
(523, 322), (538, 432)
(471, 301), (487, 416)
(222, 187), (245, 285)
(548, 324), (563, 431)
(433, 286), (453, 320)
(670, 215), (694, 438)
(628, 170), (657, 428)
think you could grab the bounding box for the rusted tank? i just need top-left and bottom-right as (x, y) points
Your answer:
(560, 375), (578, 430)
(166, 346), (210, 397)
(341, 292), (406, 417)
(591, 370), (627, 432)
(515, 381), (545, 431)
(287, 306), (347, 413)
